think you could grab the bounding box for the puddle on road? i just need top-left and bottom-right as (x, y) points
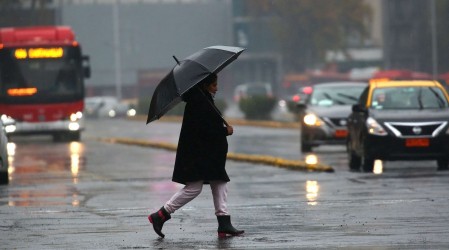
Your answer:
(1, 140), (86, 207)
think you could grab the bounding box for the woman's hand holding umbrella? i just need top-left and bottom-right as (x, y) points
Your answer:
(226, 125), (234, 136)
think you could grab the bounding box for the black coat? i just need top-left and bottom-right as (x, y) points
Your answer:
(172, 86), (230, 184)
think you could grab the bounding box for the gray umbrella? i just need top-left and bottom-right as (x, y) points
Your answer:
(146, 45), (245, 124)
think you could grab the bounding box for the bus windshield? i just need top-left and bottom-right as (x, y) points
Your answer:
(0, 46), (84, 104)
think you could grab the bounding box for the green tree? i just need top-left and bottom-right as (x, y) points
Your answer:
(246, 0), (372, 72)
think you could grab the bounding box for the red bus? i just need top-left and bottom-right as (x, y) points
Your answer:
(0, 26), (90, 141)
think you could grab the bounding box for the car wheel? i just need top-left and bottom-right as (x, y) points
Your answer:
(362, 156), (375, 172)
(301, 141), (312, 153)
(437, 158), (449, 171)
(0, 159), (8, 185)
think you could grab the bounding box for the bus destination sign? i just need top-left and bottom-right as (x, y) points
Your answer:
(14, 47), (64, 59)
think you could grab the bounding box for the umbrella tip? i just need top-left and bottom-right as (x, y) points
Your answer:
(173, 55), (180, 65)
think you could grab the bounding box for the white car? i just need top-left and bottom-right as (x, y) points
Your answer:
(84, 96), (136, 118)
(0, 118), (9, 184)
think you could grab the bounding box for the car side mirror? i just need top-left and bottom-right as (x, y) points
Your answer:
(352, 104), (367, 113)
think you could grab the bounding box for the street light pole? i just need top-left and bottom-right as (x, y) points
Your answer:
(430, 0), (438, 79)
(113, 0), (122, 100)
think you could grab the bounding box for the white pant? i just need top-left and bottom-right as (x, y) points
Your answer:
(163, 180), (228, 216)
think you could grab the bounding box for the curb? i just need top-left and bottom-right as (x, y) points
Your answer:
(129, 115), (301, 129)
(97, 137), (334, 173)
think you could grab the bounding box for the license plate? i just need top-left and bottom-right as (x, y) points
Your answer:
(334, 129), (348, 138)
(405, 138), (429, 147)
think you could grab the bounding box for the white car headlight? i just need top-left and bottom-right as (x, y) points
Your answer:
(303, 113), (322, 127)
(108, 110), (116, 118)
(5, 124), (16, 133)
(1, 114), (15, 125)
(127, 109), (136, 117)
(366, 117), (387, 136)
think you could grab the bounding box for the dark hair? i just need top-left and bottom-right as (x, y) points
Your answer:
(200, 73), (217, 87)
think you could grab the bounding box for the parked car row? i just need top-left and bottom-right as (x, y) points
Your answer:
(84, 96), (136, 119)
(298, 80), (449, 172)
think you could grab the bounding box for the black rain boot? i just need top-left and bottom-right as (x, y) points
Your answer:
(217, 215), (244, 238)
(148, 207), (171, 238)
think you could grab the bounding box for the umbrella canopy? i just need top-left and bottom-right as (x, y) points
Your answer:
(146, 45), (245, 124)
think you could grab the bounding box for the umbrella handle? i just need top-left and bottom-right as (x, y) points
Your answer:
(173, 55), (180, 65)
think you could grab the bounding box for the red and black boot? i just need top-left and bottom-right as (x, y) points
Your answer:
(148, 207), (171, 238)
(217, 215), (244, 238)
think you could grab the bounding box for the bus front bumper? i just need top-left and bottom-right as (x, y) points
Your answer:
(4, 119), (85, 136)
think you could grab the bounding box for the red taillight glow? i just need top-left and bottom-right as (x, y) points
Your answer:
(302, 86), (313, 95)
(292, 95), (300, 102)
(7, 87), (38, 96)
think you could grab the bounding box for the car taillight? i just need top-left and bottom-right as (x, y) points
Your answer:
(292, 95), (300, 102)
(302, 86), (313, 95)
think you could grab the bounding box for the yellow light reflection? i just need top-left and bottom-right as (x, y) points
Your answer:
(70, 142), (82, 154)
(306, 180), (319, 206)
(69, 142), (83, 183)
(305, 154), (318, 165)
(373, 160), (383, 174)
(7, 142), (16, 180)
(72, 194), (80, 207)
(71, 154), (79, 176)
(7, 142), (15, 156)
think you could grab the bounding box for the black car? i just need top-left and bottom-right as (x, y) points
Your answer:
(347, 80), (449, 172)
(298, 82), (368, 152)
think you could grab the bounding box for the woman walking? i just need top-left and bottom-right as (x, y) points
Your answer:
(148, 73), (244, 238)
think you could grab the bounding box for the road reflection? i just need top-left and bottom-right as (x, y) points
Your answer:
(303, 150), (385, 174)
(373, 160), (383, 174)
(305, 180), (319, 206)
(3, 138), (86, 207)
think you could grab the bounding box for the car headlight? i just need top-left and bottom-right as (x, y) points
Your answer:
(5, 124), (16, 133)
(366, 117), (387, 136)
(127, 108), (136, 117)
(303, 113), (323, 127)
(1, 114), (15, 125)
(108, 110), (116, 118)
(70, 112), (83, 121)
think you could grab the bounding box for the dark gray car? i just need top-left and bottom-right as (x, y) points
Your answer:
(298, 82), (368, 152)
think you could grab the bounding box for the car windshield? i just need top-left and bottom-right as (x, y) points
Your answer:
(309, 84), (366, 106)
(370, 86), (449, 110)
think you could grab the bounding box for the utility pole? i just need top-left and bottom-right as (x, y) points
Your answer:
(430, 0), (438, 79)
(113, 0), (122, 100)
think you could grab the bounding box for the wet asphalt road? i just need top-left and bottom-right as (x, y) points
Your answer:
(1, 118), (449, 249)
